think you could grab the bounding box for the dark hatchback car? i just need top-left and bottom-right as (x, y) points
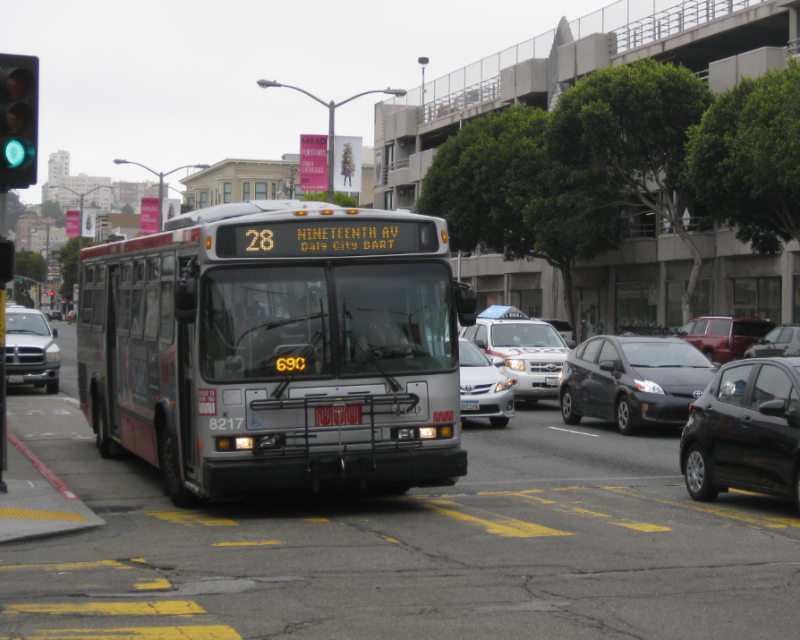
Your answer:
(560, 336), (717, 435)
(743, 325), (800, 359)
(681, 357), (800, 511)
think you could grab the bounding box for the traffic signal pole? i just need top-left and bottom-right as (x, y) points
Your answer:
(0, 189), (9, 492)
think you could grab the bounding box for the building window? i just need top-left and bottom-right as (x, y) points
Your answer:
(255, 183), (267, 199)
(513, 289), (542, 318)
(188, 196), (196, 209)
(223, 183), (232, 203)
(616, 282), (657, 332)
(199, 192), (208, 209)
(384, 190), (393, 211)
(477, 291), (504, 312)
(242, 182), (250, 201)
(271, 183), (277, 199)
(667, 280), (713, 330)
(734, 277), (780, 321)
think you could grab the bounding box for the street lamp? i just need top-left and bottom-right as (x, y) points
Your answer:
(256, 80), (406, 203)
(56, 184), (114, 254)
(418, 57), (429, 105)
(113, 160), (210, 232)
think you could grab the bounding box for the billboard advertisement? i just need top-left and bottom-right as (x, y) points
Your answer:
(140, 197), (160, 235)
(82, 209), (97, 239)
(299, 134), (328, 192)
(66, 210), (80, 237)
(333, 136), (362, 193)
(162, 198), (181, 228)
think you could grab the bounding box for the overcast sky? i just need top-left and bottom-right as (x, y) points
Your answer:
(7, 0), (610, 204)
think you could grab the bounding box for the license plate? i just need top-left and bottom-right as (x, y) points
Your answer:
(461, 400), (479, 411)
(7, 375), (23, 384)
(545, 377), (559, 387)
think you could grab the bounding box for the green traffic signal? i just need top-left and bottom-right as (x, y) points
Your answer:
(0, 53), (38, 189)
(2, 138), (32, 168)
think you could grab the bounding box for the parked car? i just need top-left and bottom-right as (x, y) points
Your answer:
(4, 307), (60, 394)
(743, 324), (800, 359)
(680, 357), (800, 512)
(559, 335), (717, 435)
(534, 318), (575, 343)
(676, 316), (774, 363)
(48, 310), (63, 321)
(460, 306), (573, 404)
(458, 338), (516, 428)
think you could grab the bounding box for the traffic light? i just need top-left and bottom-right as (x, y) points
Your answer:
(0, 53), (38, 189)
(49, 283), (55, 300)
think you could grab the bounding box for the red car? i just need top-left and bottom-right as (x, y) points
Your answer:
(676, 316), (774, 363)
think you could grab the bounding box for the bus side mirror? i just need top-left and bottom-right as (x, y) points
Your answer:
(455, 281), (477, 327)
(174, 277), (198, 324)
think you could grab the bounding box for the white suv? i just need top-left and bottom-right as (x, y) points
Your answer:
(461, 306), (573, 402)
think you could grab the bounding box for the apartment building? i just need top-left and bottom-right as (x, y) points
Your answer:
(374, 0), (800, 339)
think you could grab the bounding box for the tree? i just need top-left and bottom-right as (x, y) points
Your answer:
(120, 203), (134, 215)
(15, 249), (46, 282)
(302, 192), (359, 207)
(416, 106), (628, 333)
(41, 200), (61, 218)
(56, 237), (94, 302)
(549, 58), (714, 323)
(4, 190), (30, 233)
(686, 59), (800, 254)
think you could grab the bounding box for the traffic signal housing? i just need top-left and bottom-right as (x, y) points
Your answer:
(0, 53), (38, 189)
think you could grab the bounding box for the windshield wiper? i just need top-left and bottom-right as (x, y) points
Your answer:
(345, 330), (402, 392)
(7, 329), (44, 335)
(235, 312), (322, 350)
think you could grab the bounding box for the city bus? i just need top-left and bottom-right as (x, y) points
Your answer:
(77, 200), (477, 506)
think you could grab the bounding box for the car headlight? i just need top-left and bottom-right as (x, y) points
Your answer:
(505, 359), (525, 372)
(494, 380), (515, 393)
(46, 346), (60, 363)
(635, 379), (664, 394)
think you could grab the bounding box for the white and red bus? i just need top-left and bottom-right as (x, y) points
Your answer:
(77, 201), (477, 505)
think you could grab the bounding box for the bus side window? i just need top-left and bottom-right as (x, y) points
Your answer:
(144, 257), (160, 341)
(159, 253), (175, 344)
(81, 266), (94, 327)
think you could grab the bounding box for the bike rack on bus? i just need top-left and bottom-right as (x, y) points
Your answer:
(248, 392), (421, 478)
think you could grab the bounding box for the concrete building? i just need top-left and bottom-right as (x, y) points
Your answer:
(375, 0), (800, 339)
(180, 153), (375, 209)
(114, 181), (167, 214)
(14, 215), (65, 259)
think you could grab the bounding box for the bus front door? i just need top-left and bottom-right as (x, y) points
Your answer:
(106, 267), (121, 440)
(176, 259), (199, 480)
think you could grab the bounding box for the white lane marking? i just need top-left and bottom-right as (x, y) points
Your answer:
(548, 426), (600, 438)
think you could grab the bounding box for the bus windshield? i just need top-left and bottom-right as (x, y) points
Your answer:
(200, 262), (456, 381)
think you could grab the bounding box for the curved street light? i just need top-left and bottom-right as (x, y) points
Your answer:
(56, 184), (114, 254)
(256, 80), (406, 202)
(113, 160), (210, 232)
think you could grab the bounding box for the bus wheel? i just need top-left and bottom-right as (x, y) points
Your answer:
(159, 430), (200, 508)
(95, 398), (114, 459)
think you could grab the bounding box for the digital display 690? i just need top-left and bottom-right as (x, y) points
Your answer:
(216, 219), (438, 258)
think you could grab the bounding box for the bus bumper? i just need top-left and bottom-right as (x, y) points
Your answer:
(202, 445), (467, 495)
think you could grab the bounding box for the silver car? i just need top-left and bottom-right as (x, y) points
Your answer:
(459, 338), (516, 428)
(5, 307), (60, 394)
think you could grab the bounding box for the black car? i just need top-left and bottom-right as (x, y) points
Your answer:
(743, 324), (800, 359)
(560, 335), (717, 435)
(680, 357), (800, 511)
(48, 310), (62, 321)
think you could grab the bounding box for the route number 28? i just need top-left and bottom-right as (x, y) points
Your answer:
(245, 229), (274, 252)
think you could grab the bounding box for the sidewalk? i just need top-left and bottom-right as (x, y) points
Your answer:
(1, 396), (105, 544)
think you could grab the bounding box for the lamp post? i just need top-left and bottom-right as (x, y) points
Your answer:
(113, 160), (210, 232)
(256, 80), (406, 203)
(418, 57), (429, 105)
(57, 184), (114, 254)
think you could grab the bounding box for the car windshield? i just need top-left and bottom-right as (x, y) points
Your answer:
(761, 327), (783, 343)
(5, 313), (50, 336)
(459, 340), (491, 367)
(491, 323), (565, 348)
(621, 341), (714, 368)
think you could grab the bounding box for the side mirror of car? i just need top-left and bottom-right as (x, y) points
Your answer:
(473, 339), (487, 350)
(52, 328), (58, 339)
(758, 399), (786, 417)
(491, 356), (504, 367)
(599, 361), (615, 372)
(565, 340), (576, 349)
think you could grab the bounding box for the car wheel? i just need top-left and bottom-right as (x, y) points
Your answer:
(616, 395), (635, 435)
(561, 388), (582, 425)
(46, 380), (59, 394)
(489, 417), (509, 428)
(685, 445), (719, 502)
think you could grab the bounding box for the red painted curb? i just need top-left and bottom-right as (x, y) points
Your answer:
(6, 431), (80, 500)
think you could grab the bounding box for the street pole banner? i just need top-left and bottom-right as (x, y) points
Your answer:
(333, 136), (362, 193)
(161, 198), (181, 228)
(140, 197), (159, 235)
(299, 134), (328, 192)
(82, 209), (97, 239)
(66, 210), (80, 237)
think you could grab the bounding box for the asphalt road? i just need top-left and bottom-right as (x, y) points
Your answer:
(4, 329), (800, 639)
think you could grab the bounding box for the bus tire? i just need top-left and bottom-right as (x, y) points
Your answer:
(94, 397), (114, 459)
(159, 429), (200, 508)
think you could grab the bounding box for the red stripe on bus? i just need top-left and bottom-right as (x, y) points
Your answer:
(80, 227), (201, 261)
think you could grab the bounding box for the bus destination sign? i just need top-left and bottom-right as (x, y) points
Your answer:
(216, 219), (438, 258)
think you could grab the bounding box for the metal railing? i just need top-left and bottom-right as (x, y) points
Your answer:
(790, 37), (800, 57)
(383, 0), (770, 125)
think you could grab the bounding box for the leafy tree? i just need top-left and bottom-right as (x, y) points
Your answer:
(302, 192), (359, 207)
(120, 203), (134, 215)
(686, 59), (800, 254)
(416, 106), (627, 333)
(15, 249), (46, 282)
(549, 58), (714, 323)
(4, 190), (30, 234)
(41, 200), (61, 218)
(56, 237), (94, 302)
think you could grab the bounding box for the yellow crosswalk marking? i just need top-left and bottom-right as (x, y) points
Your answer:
(211, 541), (282, 547)
(0, 625), (242, 639)
(134, 579), (172, 590)
(144, 512), (238, 527)
(3, 602), (205, 616)
(426, 500), (574, 538)
(0, 561), (131, 572)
